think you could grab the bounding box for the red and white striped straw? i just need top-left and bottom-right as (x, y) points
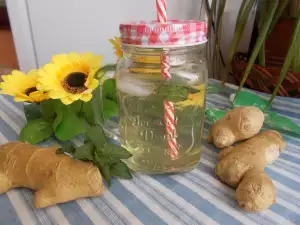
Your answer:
(156, 0), (178, 160)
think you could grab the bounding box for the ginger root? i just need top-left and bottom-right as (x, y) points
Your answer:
(208, 106), (264, 148)
(0, 142), (104, 208)
(216, 130), (285, 212)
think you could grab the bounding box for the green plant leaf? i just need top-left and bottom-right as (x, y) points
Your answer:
(92, 86), (104, 125)
(111, 162), (132, 179)
(106, 143), (132, 160)
(23, 103), (42, 121)
(103, 99), (118, 120)
(265, 111), (300, 135)
(231, 91), (268, 110)
(94, 151), (111, 186)
(19, 118), (53, 144)
(205, 108), (226, 123)
(82, 101), (94, 125)
(86, 125), (106, 149)
(73, 142), (95, 161)
(267, 0), (290, 37)
(53, 102), (86, 141)
(235, 0), (278, 95)
(41, 99), (59, 121)
(56, 142), (76, 154)
(103, 78), (117, 102)
(222, 0), (256, 84)
(266, 12), (300, 109)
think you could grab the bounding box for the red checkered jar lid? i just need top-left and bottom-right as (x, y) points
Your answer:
(119, 20), (207, 48)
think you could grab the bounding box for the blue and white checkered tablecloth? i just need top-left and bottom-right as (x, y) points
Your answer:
(0, 79), (299, 225)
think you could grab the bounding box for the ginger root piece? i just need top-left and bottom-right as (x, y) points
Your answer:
(215, 130), (285, 212)
(236, 168), (276, 212)
(0, 142), (104, 208)
(208, 106), (264, 148)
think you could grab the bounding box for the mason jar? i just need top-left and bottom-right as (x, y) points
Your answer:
(116, 20), (208, 173)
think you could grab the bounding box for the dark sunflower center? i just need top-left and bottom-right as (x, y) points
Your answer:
(25, 87), (38, 96)
(66, 72), (87, 87)
(62, 72), (88, 94)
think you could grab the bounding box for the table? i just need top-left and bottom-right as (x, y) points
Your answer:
(0, 80), (299, 225)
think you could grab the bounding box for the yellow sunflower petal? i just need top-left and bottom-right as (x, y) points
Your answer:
(80, 94), (93, 102)
(61, 96), (74, 105)
(14, 96), (30, 102)
(69, 94), (81, 101)
(48, 90), (68, 99)
(52, 54), (68, 65)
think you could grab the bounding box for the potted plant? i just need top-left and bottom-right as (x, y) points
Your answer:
(206, 0), (300, 107)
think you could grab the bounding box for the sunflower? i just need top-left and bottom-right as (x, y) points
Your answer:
(37, 52), (102, 105)
(0, 70), (49, 103)
(109, 37), (123, 60)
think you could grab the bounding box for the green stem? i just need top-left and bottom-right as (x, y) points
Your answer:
(235, 0), (247, 32)
(265, 12), (300, 109)
(215, 0), (227, 78)
(258, 0), (267, 67)
(208, 0), (217, 78)
(222, 0), (256, 84)
(267, 0), (290, 37)
(94, 64), (117, 80)
(235, 0), (278, 96)
(292, 31), (300, 72)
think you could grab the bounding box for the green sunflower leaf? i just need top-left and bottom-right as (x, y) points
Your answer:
(41, 99), (60, 121)
(102, 78), (118, 120)
(102, 78), (117, 102)
(81, 101), (95, 125)
(53, 102), (87, 141)
(19, 118), (53, 144)
(23, 103), (42, 121)
(103, 99), (118, 120)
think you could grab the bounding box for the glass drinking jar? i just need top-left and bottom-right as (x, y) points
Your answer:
(116, 20), (208, 173)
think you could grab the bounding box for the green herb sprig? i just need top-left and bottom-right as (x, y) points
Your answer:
(57, 125), (132, 186)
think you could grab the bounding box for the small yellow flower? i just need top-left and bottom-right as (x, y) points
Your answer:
(109, 37), (123, 60)
(37, 52), (102, 105)
(0, 70), (49, 103)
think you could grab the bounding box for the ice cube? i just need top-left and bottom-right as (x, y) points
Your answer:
(117, 73), (156, 97)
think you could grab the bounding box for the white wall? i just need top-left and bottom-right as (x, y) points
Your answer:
(27, 0), (202, 67)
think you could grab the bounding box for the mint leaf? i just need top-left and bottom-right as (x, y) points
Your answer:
(56, 142), (76, 154)
(86, 125), (106, 149)
(94, 151), (111, 186)
(53, 103), (86, 141)
(73, 142), (94, 161)
(107, 143), (132, 160)
(111, 162), (132, 179)
(155, 84), (189, 102)
(23, 103), (42, 121)
(19, 118), (53, 144)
